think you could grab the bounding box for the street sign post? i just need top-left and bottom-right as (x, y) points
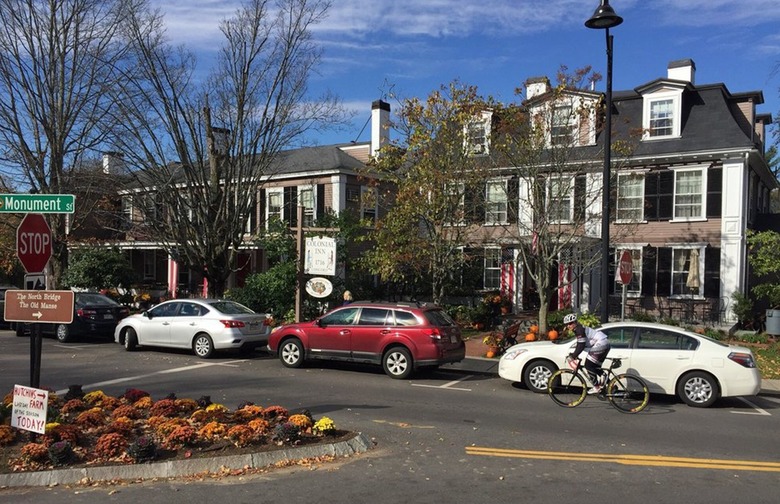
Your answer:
(16, 213), (52, 273)
(0, 193), (75, 213)
(618, 250), (633, 321)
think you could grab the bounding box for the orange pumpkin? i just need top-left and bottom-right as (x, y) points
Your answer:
(529, 325), (539, 334)
(524, 332), (536, 342)
(485, 350), (496, 358)
(547, 329), (559, 341)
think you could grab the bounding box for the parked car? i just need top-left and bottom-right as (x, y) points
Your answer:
(267, 301), (466, 379)
(498, 321), (762, 407)
(114, 299), (271, 358)
(13, 292), (130, 342)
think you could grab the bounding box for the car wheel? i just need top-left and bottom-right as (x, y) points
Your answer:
(523, 360), (556, 393)
(193, 333), (215, 359)
(55, 324), (71, 343)
(124, 328), (138, 351)
(677, 371), (719, 408)
(279, 338), (304, 368)
(383, 347), (413, 379)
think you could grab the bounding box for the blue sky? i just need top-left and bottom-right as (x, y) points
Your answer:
(159, 0), (780, 147)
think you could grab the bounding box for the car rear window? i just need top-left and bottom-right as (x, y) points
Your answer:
(208, 301), (255, 315)
(423, 309), (455, 327)
(393, 310), (419, 326)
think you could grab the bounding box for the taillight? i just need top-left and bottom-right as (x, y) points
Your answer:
(728, 352), (756, 368)
(221, 320), (246, 329)
(77, 308), (97, 318)
(426, 327), (442, 341)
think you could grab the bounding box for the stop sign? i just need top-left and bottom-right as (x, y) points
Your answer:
(17, 213), (52, 273)
(618, 250), (633, 285)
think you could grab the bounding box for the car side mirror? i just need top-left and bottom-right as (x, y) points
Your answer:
(144, 311), (153, 319)
(315, 319), (325, 328)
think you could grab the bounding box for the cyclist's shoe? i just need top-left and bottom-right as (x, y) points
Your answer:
(587, 385), (603, 395)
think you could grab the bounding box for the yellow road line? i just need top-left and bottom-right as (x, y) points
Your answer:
(465, 446), (780, 472)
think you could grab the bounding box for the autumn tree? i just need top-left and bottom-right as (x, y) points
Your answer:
(0, 0), (130, 284)
(365, 82), (495, 304)
(490, 67), (636, 334)
(109, 0), (347, 296)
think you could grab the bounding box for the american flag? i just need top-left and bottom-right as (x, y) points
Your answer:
(500, 248), (515, 300)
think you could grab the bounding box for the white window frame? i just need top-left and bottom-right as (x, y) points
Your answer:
(548, 175), (574, 224)
(266, 188), (283, 227)
(551, 104), (577, 147)
(485, 179), (508, 225)
(615, 247), (642, 297)
(616, 172), (645, 223)
(464, 111), (491, 156)
(670, 245), (704, 298)
(299, 186), (315, 227)
(484, 247), (501, 290)
(360, 185), (377, 224)
(671, 165), (707, 221)
(643, 91), (682, 140)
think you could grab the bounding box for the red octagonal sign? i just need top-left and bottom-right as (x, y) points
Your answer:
(17, 213), (52, 273)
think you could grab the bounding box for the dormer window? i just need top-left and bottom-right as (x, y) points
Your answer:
(642, 89), (682, 139)
(551, 105), (576, 146)
(465, 111), (491, 156)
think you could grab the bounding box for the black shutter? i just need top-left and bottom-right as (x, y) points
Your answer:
(317, 184), (325, 220)
(656, 247), (672, 296)
(259, 189), (266, 228)
(658, 171), (673, 220)
(465, 182), (485, 224)
(507, 177), (519, 224)
(284, 186), (297, 227)
(574, 175), (586, 221)
(644, 172), (658, 221)
(703, 247), (721, 298)
(706, 167), (722, 218)
(641, 246), (656, 296)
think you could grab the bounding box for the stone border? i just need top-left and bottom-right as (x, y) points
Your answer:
(0, 432), (372, 488)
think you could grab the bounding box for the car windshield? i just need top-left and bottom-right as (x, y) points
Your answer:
(76, 293), (119, 307)
(207, 300), (256, 315)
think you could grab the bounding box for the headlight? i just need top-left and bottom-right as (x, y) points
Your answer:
(502, 348), (528, 360)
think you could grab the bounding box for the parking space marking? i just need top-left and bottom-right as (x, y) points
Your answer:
(412, 375), (472, 391)
(733, 397), (771, 416)
(54, 360), (248, 395)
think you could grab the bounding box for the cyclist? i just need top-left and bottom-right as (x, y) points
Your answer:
(563, 313), (611, 394)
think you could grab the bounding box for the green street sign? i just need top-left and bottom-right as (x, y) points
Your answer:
(0, 194), (75, 214)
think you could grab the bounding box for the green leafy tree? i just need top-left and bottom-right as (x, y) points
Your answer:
(365, 81), (495, 304)
(60, 248), (138, 290)
(747, 230), (780, 308)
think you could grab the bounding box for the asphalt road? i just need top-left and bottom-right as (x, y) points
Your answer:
(2, 330), (779, 503)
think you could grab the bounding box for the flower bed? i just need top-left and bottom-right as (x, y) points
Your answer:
(0, 386), (342, 473)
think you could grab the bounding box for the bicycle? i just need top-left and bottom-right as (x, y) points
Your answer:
(547, 356), (650, 414)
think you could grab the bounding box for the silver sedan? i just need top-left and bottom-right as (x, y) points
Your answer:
(114, 299), (271, 358)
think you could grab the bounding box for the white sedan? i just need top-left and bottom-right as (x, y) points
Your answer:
(498, 321), (762, 407)
(114, 299), (271, 358)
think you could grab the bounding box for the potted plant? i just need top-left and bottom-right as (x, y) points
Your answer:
(482, 332), (503, 358)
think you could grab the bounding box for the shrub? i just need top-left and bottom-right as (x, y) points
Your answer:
(94, 432), (128, 459)
(128, 435), (157, 462)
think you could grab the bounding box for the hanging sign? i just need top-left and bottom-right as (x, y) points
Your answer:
(305, 277), (333, 298)
(304, 236), (337, 276)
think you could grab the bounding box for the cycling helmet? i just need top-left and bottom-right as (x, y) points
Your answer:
(563, 313), (578, 325)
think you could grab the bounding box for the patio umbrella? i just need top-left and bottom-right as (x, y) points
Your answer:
(686, 249), (700, 291)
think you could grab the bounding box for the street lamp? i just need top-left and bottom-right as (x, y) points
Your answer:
(586, 0), (622, 324)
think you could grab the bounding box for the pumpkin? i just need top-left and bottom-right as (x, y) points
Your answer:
(524, 332), (536, 342)
(485, 350), (496, 358)
(529, 324), (539, 334)
(547, 329), (559, 340)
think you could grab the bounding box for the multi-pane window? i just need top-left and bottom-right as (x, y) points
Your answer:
(551, 105), (576, 146)
(616, 173), (645, 222)
(299, 187), (315, 227)
(649, 99), (674, 137)
(548, 176), (573, 223)
(672, 247), (702, 296)
(485, 180), (508, 224)
(615, 248), (642, 295)
(466, 115), (489, 155)
(674, 169), (704, 219)
(361, 186), (377, 224)
(445, 182), (465, 224)
(267, 189), (283, 225)
(484, 248), (501, 290)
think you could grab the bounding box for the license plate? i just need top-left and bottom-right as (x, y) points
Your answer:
(450, 335), (457, 343)
(103, 314), (114, 320)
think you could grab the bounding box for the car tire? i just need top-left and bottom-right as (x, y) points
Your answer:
(193, 333), (215, 359)
(124, 328), (138, 351)
(677, 371), (719, 408)
(383, 346), (413, 379)
(279, 338), (304, 368)
(523, 360), (556, 393)
(55, 324), (71, 343)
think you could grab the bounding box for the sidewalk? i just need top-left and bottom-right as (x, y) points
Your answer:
(453, 337), (780, 397)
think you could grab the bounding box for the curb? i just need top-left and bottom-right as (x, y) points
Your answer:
(0, 432), (372, 488)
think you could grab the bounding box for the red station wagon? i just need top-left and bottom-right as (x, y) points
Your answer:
(267, 302), (466, 379)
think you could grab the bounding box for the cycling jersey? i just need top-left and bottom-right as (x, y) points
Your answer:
(570, 324), (610, 359)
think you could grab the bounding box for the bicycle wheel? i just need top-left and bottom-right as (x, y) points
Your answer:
(548, 369), (587, 408)
(607, 374), (649, 413)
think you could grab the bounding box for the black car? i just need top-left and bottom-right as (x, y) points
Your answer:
(15, 292), (130, 342)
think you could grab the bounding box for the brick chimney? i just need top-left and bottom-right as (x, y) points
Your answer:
(667, 59), (696, 84)
(102, 151), (124, 175)
(371, 99), (390, 158)
(525, 76), (551, 100)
